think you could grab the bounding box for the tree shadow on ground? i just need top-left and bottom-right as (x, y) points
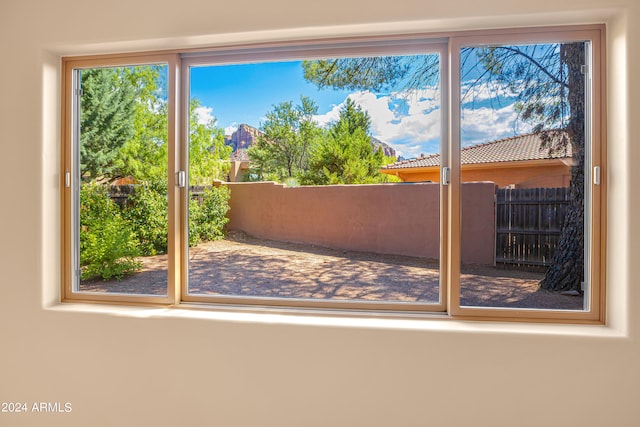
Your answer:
(459, 266), (583, 310)
(79, 234), (583, 310)
(188, 236), (441, 302)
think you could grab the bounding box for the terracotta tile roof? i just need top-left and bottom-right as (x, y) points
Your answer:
(382, 131), (572, 170)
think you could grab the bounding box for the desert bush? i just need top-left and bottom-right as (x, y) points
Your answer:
(189, 185), (230, 246)
(80, 184), (142, 281)
(123, 180), (169, 256)
(80, 182), (229, 281)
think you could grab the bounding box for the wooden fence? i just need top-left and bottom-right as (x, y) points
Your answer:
(107, 185), (137, 208)
(495, 187), (570, 270)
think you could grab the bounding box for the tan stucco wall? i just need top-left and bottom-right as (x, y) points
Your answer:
(226, 181), (496, 265)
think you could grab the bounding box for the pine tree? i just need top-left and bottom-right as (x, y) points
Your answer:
(302, 98), (389, 185)
(80, 68), (136, 181)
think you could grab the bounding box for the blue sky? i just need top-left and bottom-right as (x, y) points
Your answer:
(189, 58), (526, 159)
(190, 62), (352, 132)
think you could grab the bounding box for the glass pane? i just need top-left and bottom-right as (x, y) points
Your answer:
(187, 53), (442, 306)
(75, 64), (169, 296)
(459, 42), (588, 310)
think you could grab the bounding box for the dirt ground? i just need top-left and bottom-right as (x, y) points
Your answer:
(81, 232), (583, 310)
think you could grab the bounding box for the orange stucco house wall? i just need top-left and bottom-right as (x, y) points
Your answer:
(381, 132), (574, 188)
(386, 159), (572, 188)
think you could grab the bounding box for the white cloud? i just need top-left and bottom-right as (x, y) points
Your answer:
(350, 91), (397, 126)
(460, 104), (534, 146)
(311, 80), (532, 159)
(224, 123), (238, 136)
(313, 105), (341, 127)
(194, 106), (214, 125)
(313, 89), (442, 159)
(402, 88), (440, 115)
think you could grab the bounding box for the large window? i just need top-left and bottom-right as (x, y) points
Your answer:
(61, 26), (605, 322)
(181, 44), (446, 312)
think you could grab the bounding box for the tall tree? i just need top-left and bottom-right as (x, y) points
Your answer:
(80, 68), (136, 181)
(247, 96), (321, 182)
(464, 43), (587, 294)
(303, 44), (588, 294)
(330, 97), (372, 136)
(92, 64), (230, 185)
(302, 98), (392, 185)
(536, 43), (586, 293)
(113, 65), (169, 182)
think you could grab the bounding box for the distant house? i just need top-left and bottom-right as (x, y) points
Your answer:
(229, 148), (250, 182)
(380, 132), (574, 188)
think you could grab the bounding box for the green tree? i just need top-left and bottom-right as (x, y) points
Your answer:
(113, 66), (169, 183)
(331, 97), (371, 135)
(247, 96), (321, 182)
(304, 45), (588, 293)
(189, 98), (232, 185)
(79, 65), (232, 268)
(302, 98), (392, 185)
(80, 68), (136, 181)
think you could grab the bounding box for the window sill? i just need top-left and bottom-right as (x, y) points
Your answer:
(47, 301), (622, 338)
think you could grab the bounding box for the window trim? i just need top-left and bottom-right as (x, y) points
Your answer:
(60, 25), (606, 324)
(61, 53), (181, 306)
(179, 39), (449, 313)
(446, 27), (606, 322)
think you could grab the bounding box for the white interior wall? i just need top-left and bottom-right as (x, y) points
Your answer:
(0, 0), (638, 426)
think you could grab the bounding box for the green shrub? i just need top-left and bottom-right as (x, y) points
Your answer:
(188, 197), (202, 247)
(123, 180), (168, 256)
(80, 184), (142, 281)
(80, 182), (229, 281)
(189, 185), (230, 246)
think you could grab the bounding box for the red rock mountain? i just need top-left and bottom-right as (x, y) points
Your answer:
(224, 124), (264, 151)
(370, 136), (397, 158)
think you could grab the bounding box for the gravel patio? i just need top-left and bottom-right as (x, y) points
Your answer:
(80, 232), (583, 310)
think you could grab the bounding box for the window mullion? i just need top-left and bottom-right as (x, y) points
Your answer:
(447, 37), (463, 314)
(167, 54), (182, 305)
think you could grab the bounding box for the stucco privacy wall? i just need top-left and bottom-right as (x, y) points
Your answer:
(0, 1), (638, 427)
(226, 181), (496, 265)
